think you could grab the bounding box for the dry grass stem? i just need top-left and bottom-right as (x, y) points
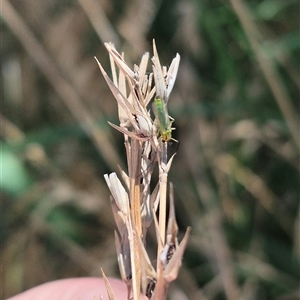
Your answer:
(229, 0), (300, 151)
(96, 40), (189, 300)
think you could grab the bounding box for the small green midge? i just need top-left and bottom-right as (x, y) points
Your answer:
(152, 97), (175, 142)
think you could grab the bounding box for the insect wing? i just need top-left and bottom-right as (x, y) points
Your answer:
(152, 97), (170, 132)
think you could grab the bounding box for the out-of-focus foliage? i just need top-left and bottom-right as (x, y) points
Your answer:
(1, 0), (299, 299)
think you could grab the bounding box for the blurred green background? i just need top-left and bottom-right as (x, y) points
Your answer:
(1, 0), (299, 299)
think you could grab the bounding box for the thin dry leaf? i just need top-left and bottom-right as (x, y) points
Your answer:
(101, 268), (117, 300)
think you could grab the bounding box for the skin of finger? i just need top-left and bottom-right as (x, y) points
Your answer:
(6, 278), (146, 300)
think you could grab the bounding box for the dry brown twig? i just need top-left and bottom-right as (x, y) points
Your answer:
(95, 40), (191, 300)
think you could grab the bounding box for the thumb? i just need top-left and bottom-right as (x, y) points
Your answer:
(7, 277), (146, 300)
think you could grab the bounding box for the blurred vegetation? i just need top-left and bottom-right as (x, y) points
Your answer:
(1, 0), (299, 299)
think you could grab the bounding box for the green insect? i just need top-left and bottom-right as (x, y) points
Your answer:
(152, 97), (175, 142)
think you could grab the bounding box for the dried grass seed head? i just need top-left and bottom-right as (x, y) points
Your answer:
(151, 40), (180, 102)
(95, 44), (156, 142)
